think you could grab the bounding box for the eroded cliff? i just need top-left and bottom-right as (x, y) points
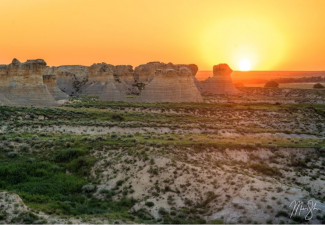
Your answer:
(0, 59), (57, 106)
(196, 64), (239, 95)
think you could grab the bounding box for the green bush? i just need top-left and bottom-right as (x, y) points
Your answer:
(7, 151), (18, 158)
(53, 149), (86, 163)
(65, 157), (97, 176)
(82, 184), (96, 193)
(276, 210), (289, 217)
(145, 201), (155, 207)
(250, 163), (281, 176)
(0, 162), (86, 195)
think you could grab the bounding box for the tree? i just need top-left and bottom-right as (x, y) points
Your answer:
(264, 80), (279, 88)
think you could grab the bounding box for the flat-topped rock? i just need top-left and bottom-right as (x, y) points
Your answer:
(137, 66), (203, 102)
(0, 59), (57, 106)
(134, 61), (199, 84)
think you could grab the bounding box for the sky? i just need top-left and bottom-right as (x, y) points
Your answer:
(0, 0), (325, 71)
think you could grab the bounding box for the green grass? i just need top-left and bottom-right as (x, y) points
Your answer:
(0, 133), (151, 222)
(1, 98), (325, 223)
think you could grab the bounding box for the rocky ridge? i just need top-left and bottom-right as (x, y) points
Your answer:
(0, 59), (239, 106)
(0, 59), (58, 106)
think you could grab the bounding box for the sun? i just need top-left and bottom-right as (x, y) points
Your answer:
(239, 58), (251, 71)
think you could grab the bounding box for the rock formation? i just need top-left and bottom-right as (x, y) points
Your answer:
(196, 64), (239, 95)
(43, 75), (69, 101)
(134, 62), (198, 85)
(86, 63), (128, 101)
(45, 61), (203, 103)
(83, 63), (135, 99)
(0, 58), (221, 105)
(0, 59), (57, 106)
(43, 65), (89, 95)
(137, 67), (203, 102)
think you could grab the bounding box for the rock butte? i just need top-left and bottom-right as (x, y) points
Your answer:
(0, 59), (58, 106)
(0, 59), (239, 106)
(196, 64), (239, 95)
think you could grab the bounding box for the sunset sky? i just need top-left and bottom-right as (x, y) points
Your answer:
(0, 0), (325, 71)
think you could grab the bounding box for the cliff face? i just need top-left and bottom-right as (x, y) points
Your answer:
(0, 59), (57, 106)
(128, 62), (202, 102)
(197, 64), (239, 95)
(137, 66), (203, 102)
(0, 59), (238, 105)
(45, 61), (203, 103)
(44, 66), (89, 96)
(84, 63), (135, 99)
(134, 62), (198, 85)
(43, 75), (69, 101)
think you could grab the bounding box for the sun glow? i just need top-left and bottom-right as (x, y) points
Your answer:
(239, 58), (251, 71)
(201, 17), (287, 71)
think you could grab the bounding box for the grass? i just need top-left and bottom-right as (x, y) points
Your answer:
(0, 132), (153, 223)
(1, 97), (325, 224)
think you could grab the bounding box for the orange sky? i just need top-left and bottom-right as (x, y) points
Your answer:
(0, 0), (325, 71)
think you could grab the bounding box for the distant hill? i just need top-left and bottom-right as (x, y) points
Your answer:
(196, 71), (325, 84)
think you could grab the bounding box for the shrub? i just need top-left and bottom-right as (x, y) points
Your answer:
(145, 201), (155, 207)
(264, 80), (279, 88)
(250, 163), (281, 176)
(116, 180), (124, 187)
(292, 215), (305, 223)
(268, 144), (278, 150)
(65, 157), (97, 176)
(7, 151), (18, 158)
(82, 184), (96, 193)
(276, 210), (289, 217)
(32, 135), (39, 140)
(313, 83), (324, 89)
(12, 212), (39, 224)
(158, 207), (167, 215)
(54, 149), (86, 163)
(111, 114), (124, 121)
(20, 144), (30, 152)
(0, 161), (86, 198)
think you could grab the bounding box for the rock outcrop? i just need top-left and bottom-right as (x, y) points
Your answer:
(43, 75), (69, 101)
(128, 62), (202, 102)
(196, 64), (239, 95)
(138, 66), (203, 102)
(43, 65), (89, 95)
(134, 62), (198, 85)
(0, 59), (57, 106)
(83, 63), (135, 100)
(0, 59), (236, 105)
(46, 61), (203, 103)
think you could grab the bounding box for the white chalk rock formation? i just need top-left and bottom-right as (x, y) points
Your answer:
(82, 63), (115, 96)
(134, 62), (198, 85)
(197, 64), (239, 95)
(43, 75), (69, 100)
(0, 59), (57, 106)
(44, 65), (89, 95)
(46, 61), (202, 103)
(138, 66), (203, 102)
